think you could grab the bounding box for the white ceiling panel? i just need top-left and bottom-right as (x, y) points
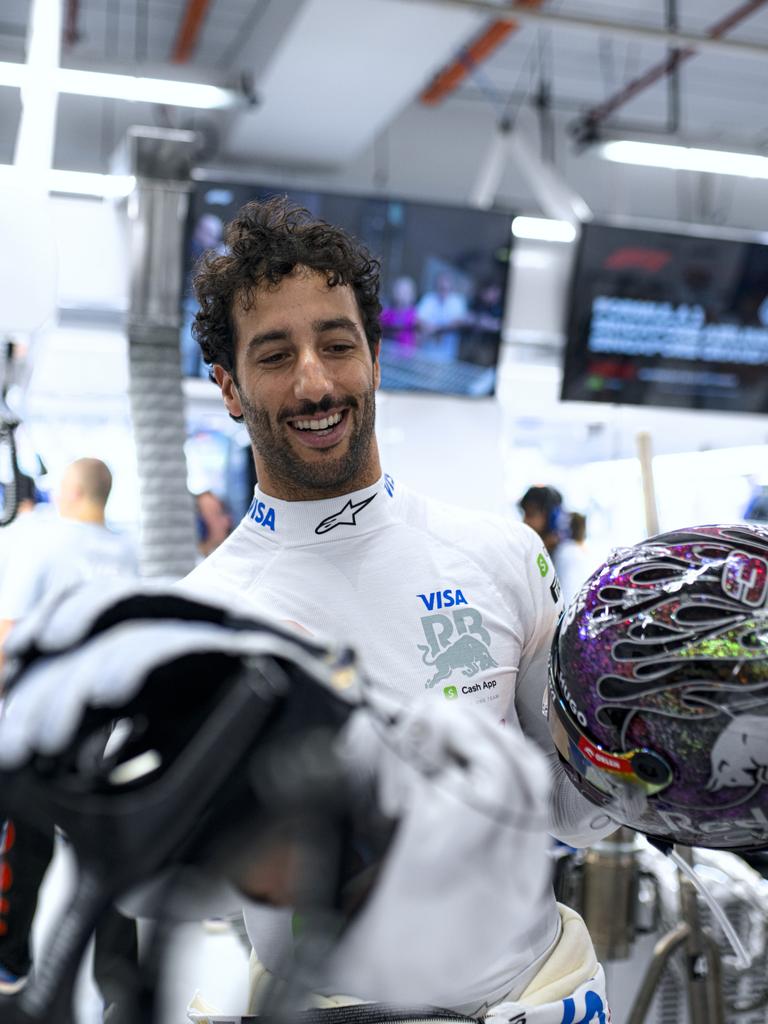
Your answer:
(224, 0), (484, 166)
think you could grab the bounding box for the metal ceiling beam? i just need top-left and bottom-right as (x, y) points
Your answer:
(578, 0), (768, 134)
(415, 0), (768, 61)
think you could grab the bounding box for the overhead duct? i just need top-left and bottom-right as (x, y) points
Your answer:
(122, 127), (199, 580)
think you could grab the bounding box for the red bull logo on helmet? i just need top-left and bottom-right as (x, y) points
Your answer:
(707, 714), (768, 793)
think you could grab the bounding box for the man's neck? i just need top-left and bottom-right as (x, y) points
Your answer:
(254, 452), (383, 503)
(62, 504), (105, 526)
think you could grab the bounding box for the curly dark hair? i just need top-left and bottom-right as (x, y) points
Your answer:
(191, 195), (382, 378)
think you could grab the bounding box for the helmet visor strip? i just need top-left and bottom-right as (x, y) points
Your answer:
(548, 677), (673, 798)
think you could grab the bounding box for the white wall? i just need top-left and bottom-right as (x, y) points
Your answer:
(20, 195), (137, 527)
(51, 195), (129, 311)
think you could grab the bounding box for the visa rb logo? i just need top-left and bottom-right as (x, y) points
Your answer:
(248, 498), (276, 532)
(417, 588), (467, 611)
(417, 587), (497, 689)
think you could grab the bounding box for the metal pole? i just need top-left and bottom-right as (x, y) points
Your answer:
(626, 923), (690, 1024)
(412, 0), (768, 62)
(575, 0), (768, 134)
(636, 432), (659, 538)
(676, 846), (726, 1024)
(581, 827), (640, 961)
(123, 126), (200, 579)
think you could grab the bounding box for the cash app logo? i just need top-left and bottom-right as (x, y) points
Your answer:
(537, 553), (549, 577)
(443, 685), (459, 700)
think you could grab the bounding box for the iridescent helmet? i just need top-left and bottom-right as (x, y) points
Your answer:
(548, 524), (768, 851)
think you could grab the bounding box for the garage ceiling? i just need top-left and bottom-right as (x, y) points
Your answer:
(3, 1), (768, 215)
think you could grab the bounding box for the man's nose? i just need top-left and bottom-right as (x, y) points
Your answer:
(293, 347), (332, 401)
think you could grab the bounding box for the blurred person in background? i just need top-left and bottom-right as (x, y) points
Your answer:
(0, 457), (138, 1008)
(195, 488), (233, 558)
(379, 275), (420, 349)
(462, 278), (505, 366)
(416, 269), (468, 362)
(518, 484), (564, 559)
(0, 473), (48, 574)
(0, 458), (136, 647)
(553, 512), (598, 606)
(2, 472), (43, 520)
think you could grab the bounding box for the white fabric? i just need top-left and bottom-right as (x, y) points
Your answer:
(181, 476), (613, 845)
(487, 965), (608, 1024)
(0, 514), (137, 622)
(321, 698), (555, 1010)
(180, 475), (614, 1006)
(239, 904), (607, 1024)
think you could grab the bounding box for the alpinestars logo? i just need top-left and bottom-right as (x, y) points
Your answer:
(315, 494), (376, 535)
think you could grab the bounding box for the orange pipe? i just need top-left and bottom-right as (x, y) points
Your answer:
(420, 0), (548, 106)
(171, 0), (213, 64)
(421, 19), (518, 105)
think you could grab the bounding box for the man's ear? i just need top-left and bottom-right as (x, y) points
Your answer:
(372, 340), (381, 391)
(213, 365), (243, 419)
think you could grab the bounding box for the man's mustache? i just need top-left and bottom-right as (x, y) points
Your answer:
(277, 395), (358, 423)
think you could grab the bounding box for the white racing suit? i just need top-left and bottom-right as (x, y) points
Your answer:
(181, 474), (615, 1018)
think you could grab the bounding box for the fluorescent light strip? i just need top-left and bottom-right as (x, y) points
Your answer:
(49, 170), (136, 198)
(512, 216), (577, 243)
(0, 165), (135, 198)
(0, 60), (237, 109)
(600, 140), (768, 180)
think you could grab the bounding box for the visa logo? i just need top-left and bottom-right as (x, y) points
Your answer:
(248, 498), (276, 532)
(417, 588), (468, 611)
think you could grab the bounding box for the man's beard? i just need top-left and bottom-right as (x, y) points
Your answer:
(238, 386), (377, 499)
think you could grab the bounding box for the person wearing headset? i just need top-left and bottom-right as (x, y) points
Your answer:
(518, 485), (564, 558)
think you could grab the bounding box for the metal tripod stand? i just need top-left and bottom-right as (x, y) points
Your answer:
(626, 844), (725, 1024)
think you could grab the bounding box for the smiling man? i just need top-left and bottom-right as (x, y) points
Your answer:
(181, 197), (616, 1019)
(215, 268), (380, 500)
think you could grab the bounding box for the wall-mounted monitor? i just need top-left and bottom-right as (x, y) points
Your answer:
(562, 221), (768, 413)
(181, 181), (513, 397)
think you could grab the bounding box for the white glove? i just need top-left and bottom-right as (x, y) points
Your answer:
(305, 695), (556, 1009)
(0, 581), (359, 767)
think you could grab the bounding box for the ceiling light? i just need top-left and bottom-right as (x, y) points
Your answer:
(0, 61), (238, 109)
(0, 165), (135, 198)
(0, 62), (24, 88)
(48, 170), (136, 198)
(598, 140), (768, 179)
(511, 216), (578, 243)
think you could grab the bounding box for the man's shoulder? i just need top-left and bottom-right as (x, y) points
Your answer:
(182, 521), (266, 590)
(397, 486), (538, 562)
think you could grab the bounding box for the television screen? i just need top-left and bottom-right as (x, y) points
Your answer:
(181, 182), (513, 397)
(562, 221), (768, 412)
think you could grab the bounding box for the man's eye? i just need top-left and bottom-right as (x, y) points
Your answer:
(259, 352), (288, 365)
(328, 342), (355, 353)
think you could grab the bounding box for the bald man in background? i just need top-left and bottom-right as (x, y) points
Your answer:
(0, 457), (137, 647)
(0, 457), (138, 1005)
